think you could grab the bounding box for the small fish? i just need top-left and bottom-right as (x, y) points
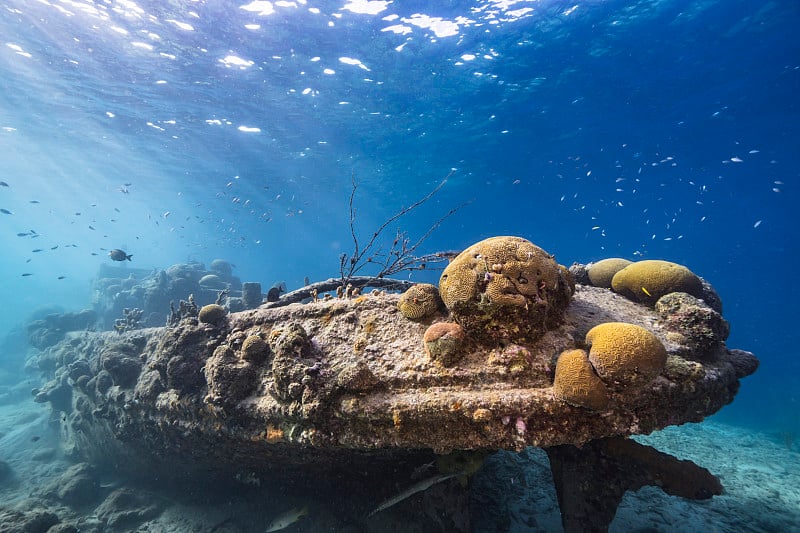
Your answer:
(16, 232), (29, 237)
(641, 287), (652, 297)
(21, 273), (32, 277)
(265, 505), (309, 532)
(51, 245), (58, 250)
(108, 249), (132, 261)
(88, 225), (95, 230)
(32, 249), (43, 253)
(30, 436), (40, 442)
(91, 252), (98, 256)
(57, 276), (66, 280)
(1, 208), (13, 215)
(0, 181), (8, 187)
(29, 200), (40, 204)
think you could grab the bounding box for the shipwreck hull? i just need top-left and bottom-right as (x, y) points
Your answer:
(32, 284), (757, 530)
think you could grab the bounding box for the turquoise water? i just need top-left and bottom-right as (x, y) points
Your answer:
(0, 0), (798, 522)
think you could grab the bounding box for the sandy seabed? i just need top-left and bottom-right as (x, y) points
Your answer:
(0, 393), (798, 532)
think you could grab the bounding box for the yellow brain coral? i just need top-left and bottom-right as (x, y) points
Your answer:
(553, 348), (609, 410)
(611, 260), (704, 306)
(585, 322), (667, 387)
(588, 258), (632, 288)
(398, 283), (443, 321)
(438, 236), (573, 344)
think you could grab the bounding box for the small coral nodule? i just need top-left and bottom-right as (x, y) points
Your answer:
(398, 283), (443, 321)
(198, 304), (227, 324)
(585, 322), (667, 388)
(438, 236), (573, 344)
(553, 348), (609, 410)
(241, 335), (269, 363)
(423, 322), (466, 366)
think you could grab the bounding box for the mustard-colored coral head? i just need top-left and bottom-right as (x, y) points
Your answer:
(585, 322), (667, 387)
(588, 258), (632, 288)
(398, 283), (444, 321)
(611, 259), (703, 306)
(553, 348), (609, 410)
(438, 236), (572, 344)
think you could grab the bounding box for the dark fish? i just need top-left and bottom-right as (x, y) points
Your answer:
(266, 281), (287, 302)
(0, 181), (8, 187)
(31, 436), (40, 442)
(108, 249), (132, 261)
(91, 253), (98, 256)
(16, 232), (29, 237)
(32, 249), (43, 253)
(75, 212), (81, 215)
(50, 245), (58, 250)
(0, 209), (12, 215)
(57, 276), (66, 280)
(29, 200), (40, 204)
(21, 273), (32, 276)
(114, 207), (120, 212)
(88, 225), (95, 230)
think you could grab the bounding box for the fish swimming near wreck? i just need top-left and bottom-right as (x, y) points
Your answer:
(265, 505), (308, 532)
(266, 281), (287, 302)
(108, 249), (132, 261)
(367, 472), (462, 517)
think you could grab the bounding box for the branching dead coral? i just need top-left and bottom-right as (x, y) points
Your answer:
(338, 170), (467, 287)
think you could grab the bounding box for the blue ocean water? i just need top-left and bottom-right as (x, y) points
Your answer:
(0, 0), (797, 512)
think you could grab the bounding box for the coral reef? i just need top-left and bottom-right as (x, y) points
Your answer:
(114, 307), (142, 334)
(587, 258), (632, 288)
(611, 259), (704, 306)
(438, 236), (573, 344)
(398, 283), (444, 321)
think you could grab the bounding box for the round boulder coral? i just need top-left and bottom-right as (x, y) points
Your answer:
(198, 304), (227, 324)
(585, 322), (667, 388)
(398, 283), (444, 321)
(588, 258), (632, 288)
(553, 348), (609, 410)
(438, 236), (573, 344)
(611, 260), (704, 306)
(423, 322), (466, 366)
(241, 335), (269, 363)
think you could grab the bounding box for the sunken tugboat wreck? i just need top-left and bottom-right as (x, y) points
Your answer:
(34, 236), (757, 532)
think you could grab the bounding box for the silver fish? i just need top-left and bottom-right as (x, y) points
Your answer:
(265, 505), (308, 532)
(367, 472), (460, 517)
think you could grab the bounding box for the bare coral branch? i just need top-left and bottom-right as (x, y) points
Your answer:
(339, 170), (462, 285)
